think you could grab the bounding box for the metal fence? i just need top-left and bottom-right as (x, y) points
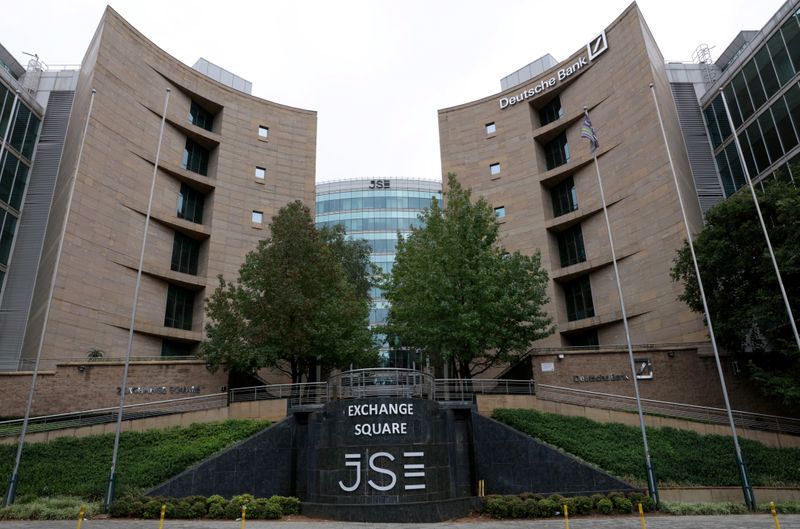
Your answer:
(228, 382), (328, 407)
(328, 368), (435, 400)
(0, 392), (227, 438)
(434, 378), (535, 401)
(536, 384), (800, 435)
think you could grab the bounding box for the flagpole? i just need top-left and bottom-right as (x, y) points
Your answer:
(104, 88), (170, 511)
(718, 90), (800, 351)
(582, 107), (658, 506)
(649, 84), (755, 510)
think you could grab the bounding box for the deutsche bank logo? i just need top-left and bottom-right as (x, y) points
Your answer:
(586, 31), (608, 61)
(338, 451), (426, 492)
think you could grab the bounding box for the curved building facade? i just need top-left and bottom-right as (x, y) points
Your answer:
(0, 7), (316, 415)
(316, 178), (442, 366)
(436, 4), (786, 412)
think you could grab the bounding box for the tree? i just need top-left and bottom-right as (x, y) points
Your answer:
(382, 174), (554, 379)
(671, 181), (800, 404)
(201, 201), (377, 383)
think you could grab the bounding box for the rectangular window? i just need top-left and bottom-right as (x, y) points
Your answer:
(544, 132), (570, 170)
(176, 183), (205, 224)
(170, 232), (201, 275)
(494, 206), (506, 218)
(564, 275), (594, 321)
(489, 162), (501, 176)
(551, 176), (578, 217)
(781, 13), (800, 73)
(485, 122), (496, 135)
(252, 210), (263, 224)
(0, 154), (19, 206)
(255, 166), (266, 180)
(565, 329), (599, 347)
(759, 111), (783, 163)
(768, 31), (794, 86)
(258, 125), (269, 139)
(161, 339), (194, 357)
(755, 46), (780, 99)
(742, 59), (766, 111)
(0, 210), (17, 265)
(539, 95), (564, 126)
(722, 84), (742, 129)
(164, 284), (194, 330)
(557, 224), (586, 267)
(731, 71), (754, 123)
(772, 97), (799, 152)
(181, 138), (209, 176)
(188, 101), (213, 131)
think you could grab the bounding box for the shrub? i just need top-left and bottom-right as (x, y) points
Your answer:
(248, 498), (282, 519)
(484, 496), (510, 519)
(590, 493), (607, 507)
(173, 500), (192, 519)
(188, 500), (206, 519)
(612, 496), (633, 513)
(570, 495), (593, 515)
(207, 502), (227, 519)
(270, 495), (300, 515)
(223, 500), (243, 520)
(206, 495), (226, 508)
(537, 498), (559, 517)
(508, 496), (526, 518)
(596, 498), (614, 514)
(141, 499), (162, 519)
(0, 496), (101, 521)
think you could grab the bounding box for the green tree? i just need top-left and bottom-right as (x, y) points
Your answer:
(201, 201), (377, 383)
(671, 181), (800, 404)
(382, 174), (554, 379)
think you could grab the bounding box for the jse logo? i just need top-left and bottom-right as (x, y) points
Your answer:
(369, 179), (390, 189)
(338, 451), (425, 492)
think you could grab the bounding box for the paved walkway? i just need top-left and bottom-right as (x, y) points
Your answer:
(0, 514), (798, 528)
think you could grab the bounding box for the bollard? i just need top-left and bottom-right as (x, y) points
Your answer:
(240, 505), (247, 529)
(477, 479), (485, 497)
(770, 501), (781, 529)
(158, 503), (166, 529)
(75, 505), (86, 529)
(562, 503), (569, 529)
(638, 502), (647, 529)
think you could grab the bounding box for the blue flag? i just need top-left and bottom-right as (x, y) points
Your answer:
(580, 111), (599, 153)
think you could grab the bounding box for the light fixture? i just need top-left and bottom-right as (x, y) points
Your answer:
(557, 353), (565, 360)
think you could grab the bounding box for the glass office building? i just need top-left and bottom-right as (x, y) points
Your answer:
(315, 178), (442, 366)
(700, 2), (800, 195)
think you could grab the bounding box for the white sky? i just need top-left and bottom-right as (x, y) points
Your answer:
(0, 0), (784, 183)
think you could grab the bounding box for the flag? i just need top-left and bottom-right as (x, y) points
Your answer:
(580, 111), (599, 153)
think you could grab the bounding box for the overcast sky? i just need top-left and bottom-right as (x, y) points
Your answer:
(0, 0), (783, 183)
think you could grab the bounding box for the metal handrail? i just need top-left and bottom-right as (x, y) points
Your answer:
(434, 379), (535, 401)
(328, 368), (435, 400)
(0, 393), (227, 437)
(536, 384), (800, 435)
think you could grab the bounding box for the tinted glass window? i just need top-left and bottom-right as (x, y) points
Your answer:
(551, 176), (578, 217)
(164, 284), (194, 330)
(768, 32), (794, 86)
(755, 46), (780, 99)
(544, 132), (570, 170)
(742, 60), (766, 110)
(732, 72), (754, 122)
(181, 138), (209, 175)
(557, 224), (586, 267)
(781, 13), (800, 73)
(0, 211), (17, 265)
(171, 232), (201, 275)
(539, 96), (564, 126)
(177, 183), (205, 223)
(722, 84), (742, 129)
(564, 275), (594, 321)
(759, 112), (783, 163)
(188, 102), (213, 131)
(772, 97), (799, 152)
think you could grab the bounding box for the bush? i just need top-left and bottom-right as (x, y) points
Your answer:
(537, 498), (559, 517)
(207, 502), (227, 519)
(484, 496), (510, 519)
(270, 495), (300, 515)
(0, 496), (101, 520)
(248, 498), (282, 519)
(596, 498), (614, 514)
(570, 495), (593, 515)
(141, 499), (162, 519)
(613, 496), (633, 513)
(492, 408), (800, 488)
(0, 420), (269, 500)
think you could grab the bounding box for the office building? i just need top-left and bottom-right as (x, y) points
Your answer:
(0, 7), (316, 415)
(437, 2), (793, 413)
(316, 178), (442, 367)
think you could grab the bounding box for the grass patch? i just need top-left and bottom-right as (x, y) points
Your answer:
(492, 408), (800, 487)
(0, 419), (268, 500)
(0, 496), (101, 520)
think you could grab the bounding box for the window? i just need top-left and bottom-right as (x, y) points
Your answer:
(176, 183), (205, 224)
(544, 132), (570, 170)
(564, 275), (594, 321)
(181, 138), (209, 176)
(255, 166), (266, 180)
(164, 284), (194, 330)
(258, 125), (269, 139)
(539, 95), (564, 126)
(565, 329), (599, 347)
(557, 224), (586, 267)
(252, 210), (263, 224)
(171, 232), (201, 275)
(489, 163), (501, 176)
(494, 206), (506, 219)
(768, 31), (794, 86)
(0, 209), (17, 265)
(551, 177), (578, 217)
(188, 101), (213, 131)
(485, 122), (496, 135)
(161, 339), (194, 357)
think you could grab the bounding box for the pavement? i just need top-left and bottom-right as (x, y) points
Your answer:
(0, 514), (799, 528)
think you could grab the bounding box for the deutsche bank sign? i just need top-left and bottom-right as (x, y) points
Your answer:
(498, 31), (608, 110)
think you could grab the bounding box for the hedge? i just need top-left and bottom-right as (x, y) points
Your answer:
(483, 491), (654, 519)
(0, 420), (268, 500)
(109, 493), (300, 520)
(492, 408), (800, 487)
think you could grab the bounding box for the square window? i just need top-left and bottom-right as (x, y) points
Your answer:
(485, 122), (496, 135)
(258, 126), (269, 139)
(252, 210), (263, 224)
(490, 163), (501, 176)
(255, 166), (266, 179)
(494, 206), (506, 218)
